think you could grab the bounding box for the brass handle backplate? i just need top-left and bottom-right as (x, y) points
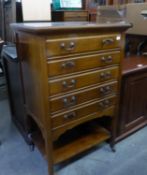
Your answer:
(100, 85), (112, 95)
(62, 79), (76, 89)
(102, 38), (114, 46)
(101, 56), (113, 63)
(64, 112), (76, 120)
(100, 71), (112, 80)
(99, 99), (111, 108)
(63, 96), (77, 107)
(60, 41), (75, 51)
(61, 61), (75, 69)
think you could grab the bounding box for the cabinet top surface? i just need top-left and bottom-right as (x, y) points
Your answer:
(11, 21), (131, 34)
(122, 55), (147, 75)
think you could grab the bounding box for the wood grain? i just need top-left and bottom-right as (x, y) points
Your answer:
(47, 51), (120, 77)
(49, 81), (118, 113)
(12, 22), (131, 175)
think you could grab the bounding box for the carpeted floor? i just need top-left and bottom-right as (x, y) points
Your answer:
(0, 99), (147, 175)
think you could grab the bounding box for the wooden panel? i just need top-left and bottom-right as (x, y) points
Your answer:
(49, 66), (119, 96)
(50, 81), (118, 113)
(64, 17), (88, 21)
(51, 95), (116, 129)
(53, 126), (110, 164)
(119, 71), (147, 135)
(64, 11), (88, 21)
(122, 55), (147, 76)
(47, 51), (120, 77)
(51, 10), (88, 22)
(32, 125), (111, 164)
(3, 56), (30, 143)
(17, 33), (50, 132)
(46, 34), (121, 57)
(117, 56), (147, 140)
(64, 11), (88, 17)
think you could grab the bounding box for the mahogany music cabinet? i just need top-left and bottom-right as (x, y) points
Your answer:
(11, 22), (130, 175)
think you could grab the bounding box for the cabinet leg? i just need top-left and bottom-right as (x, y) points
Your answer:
(110, 142), (116, 152)
(45, 137), (54, 175)
(29, 143), (35, 152)
(48, 165), (55, 175)
(110, 117), (116, 153)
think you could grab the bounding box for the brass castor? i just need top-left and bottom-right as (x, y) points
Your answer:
(28, 133), (35, 152)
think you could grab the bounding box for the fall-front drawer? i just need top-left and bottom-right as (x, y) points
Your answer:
(49, 81), (118, 113)
(47, 51), (120, 77)
(49, 66), (119, 96)
(51, 95), (116, 129)
(46, 34), (121, 57)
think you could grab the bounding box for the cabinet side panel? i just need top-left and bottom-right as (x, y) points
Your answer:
(16, 32), (49, 130)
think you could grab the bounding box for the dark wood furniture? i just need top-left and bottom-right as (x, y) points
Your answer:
(52, 10), (89, 22)
(0, 0), (4, 39)
(2, 0), (17, 42)
(0, 0), (22, 42)
(11, 22), (130, 175)
(117, 55), (147, 141)
(2, 46), (32, 145)
(0, 39), (6, 101)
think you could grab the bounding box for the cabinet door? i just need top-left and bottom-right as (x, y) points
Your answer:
(119, 71), (147, 135)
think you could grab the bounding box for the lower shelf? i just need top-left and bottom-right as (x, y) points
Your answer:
(54, 125), (110, 164)
(32, 122), (110, 164)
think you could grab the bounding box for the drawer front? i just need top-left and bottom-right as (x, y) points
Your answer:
(51, 96), (116, 129)
(46, 34), (121, 57)
(64, 17), (88, 21)
(64, 11), (88, 17)
(49, 66), (119, 96)
(47, 51), (120, 77)
(50, 81), (118, 113)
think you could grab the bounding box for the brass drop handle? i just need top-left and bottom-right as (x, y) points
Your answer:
(60, 41), (75, 51)
(100, 72), (105, 79)
(104, 100), (111, 107)
(100, 87), (105, 93)
(62, 79), (76, 89)
(101, 57), (106, 62)
(101, 56), (113, 63)
(105, 86), (111, 91)
(61, 61), (75, 69)
(99, 99), (111, 108)
(105, 71), (111, 78)
(100, 85), (111, 95)
(99, 102), (105, 108)
(60, 42), (66, 48)
(64, 112), (76, 120)
(107, 56), (113, 62)
(100, 72), (112, 80)
(69, 42), (75, 49)
(63, 96), (77, 107)
(102, 38), (114, 45)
